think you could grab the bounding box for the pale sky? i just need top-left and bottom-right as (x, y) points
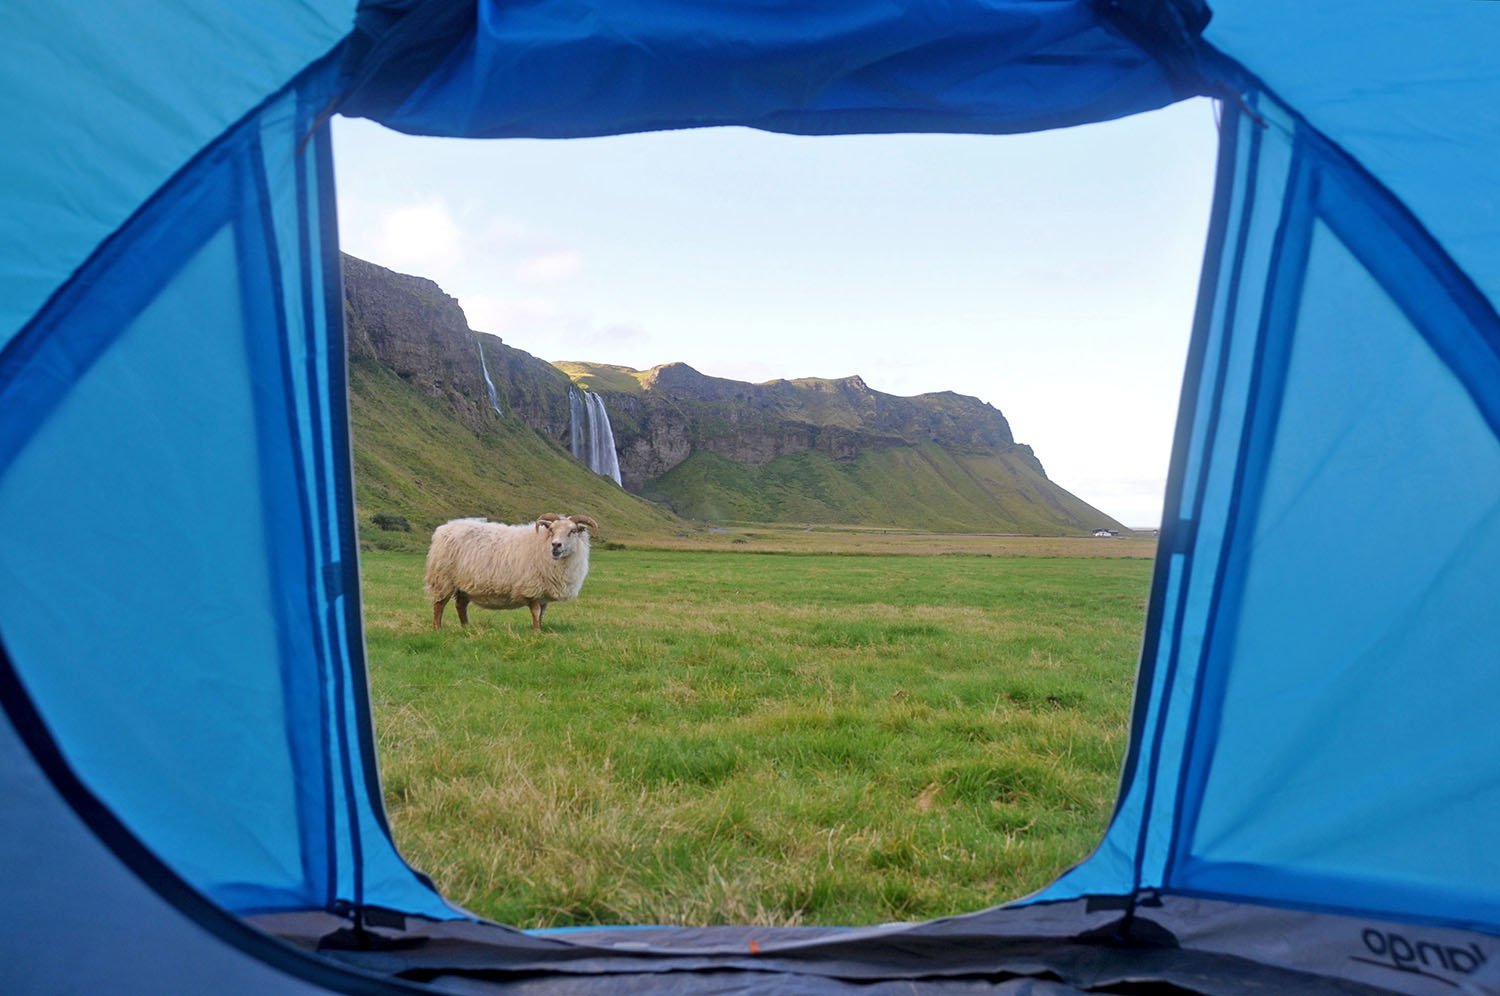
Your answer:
(332, 99), (1219, 528)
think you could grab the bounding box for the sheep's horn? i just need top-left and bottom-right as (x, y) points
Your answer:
(536, 512), (563, 523)
(569, 514), (599, 531)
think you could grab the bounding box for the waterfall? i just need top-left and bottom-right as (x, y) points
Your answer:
(568, 387), (622, 485)
(475, 334), (503, 416)
(584, 392), (600, 469)
(587, 392), (623, 485)
(569, 388), (587, 462)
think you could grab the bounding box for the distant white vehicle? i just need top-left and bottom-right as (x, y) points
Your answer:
(1092, 528), (1119, 538)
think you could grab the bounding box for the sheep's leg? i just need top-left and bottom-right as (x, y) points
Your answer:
(432, 597), (448, 630)
(455, 592), (470, 626)
(528, 600), (543, 632)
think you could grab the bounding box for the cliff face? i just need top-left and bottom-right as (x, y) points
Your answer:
(341, 256), (1035, 493)
(483, 335), (575, 440)
(341, 253), (1120, 534)
(564, 361), (1045, 492)
(343, 254), (495, 435)
(343, 255), (577, 439)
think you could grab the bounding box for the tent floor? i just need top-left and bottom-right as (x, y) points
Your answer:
(252, 909), (1398, 995)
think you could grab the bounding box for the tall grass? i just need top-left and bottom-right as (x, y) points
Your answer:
(360, 545), (1151, 928)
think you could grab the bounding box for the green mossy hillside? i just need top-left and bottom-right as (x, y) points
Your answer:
(552, 360), (650, 395)
(349, 357), (681, 550)
(644, 446), (1117, 535)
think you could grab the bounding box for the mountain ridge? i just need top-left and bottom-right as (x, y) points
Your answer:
(341, 253), (1125, 536)
(553, 358), (1048, 490)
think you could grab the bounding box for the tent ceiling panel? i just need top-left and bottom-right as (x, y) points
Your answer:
(340, 0), (1200, 139)
(1204, 0), (1500, 314)
(0, 2), (355, 351)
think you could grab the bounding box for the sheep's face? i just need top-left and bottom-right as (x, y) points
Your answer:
(538, 516), (590, 560)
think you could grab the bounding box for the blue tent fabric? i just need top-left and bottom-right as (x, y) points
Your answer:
(1044, 69), (1500, 938)
(0, 45), (454, 922)
(0, 2), (352, 351)
(1169, 132), (1500, 931)
(1203, 1), (1500, 316)
(340, 0), (1196, 138)
(4, 0), (1500, 991)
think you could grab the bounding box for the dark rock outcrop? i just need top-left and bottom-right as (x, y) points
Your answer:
(482, 335), (574, 440)
(594, 362), (1031, 492)
(343, 255), (494, 435)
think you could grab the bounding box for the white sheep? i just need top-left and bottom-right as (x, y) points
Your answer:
(424, 513), (599, 631)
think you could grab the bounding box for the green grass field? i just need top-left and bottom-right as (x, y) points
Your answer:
(360, 543), (1152, 928)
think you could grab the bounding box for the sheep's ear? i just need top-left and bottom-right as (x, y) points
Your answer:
(534, 520), (548, 532)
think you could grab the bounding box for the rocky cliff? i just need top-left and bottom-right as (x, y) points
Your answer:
(341, 254), (1123, 534)
(556, 360), (1048, 494)
(344, 254), (497, 435)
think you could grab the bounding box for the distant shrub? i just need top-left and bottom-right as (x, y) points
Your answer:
(360, 531), (425, 554)
(601, 541), (628, 551)
(372, 513), (411, 533)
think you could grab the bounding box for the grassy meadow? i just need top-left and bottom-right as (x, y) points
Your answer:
(359, 537), (1153, 929)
